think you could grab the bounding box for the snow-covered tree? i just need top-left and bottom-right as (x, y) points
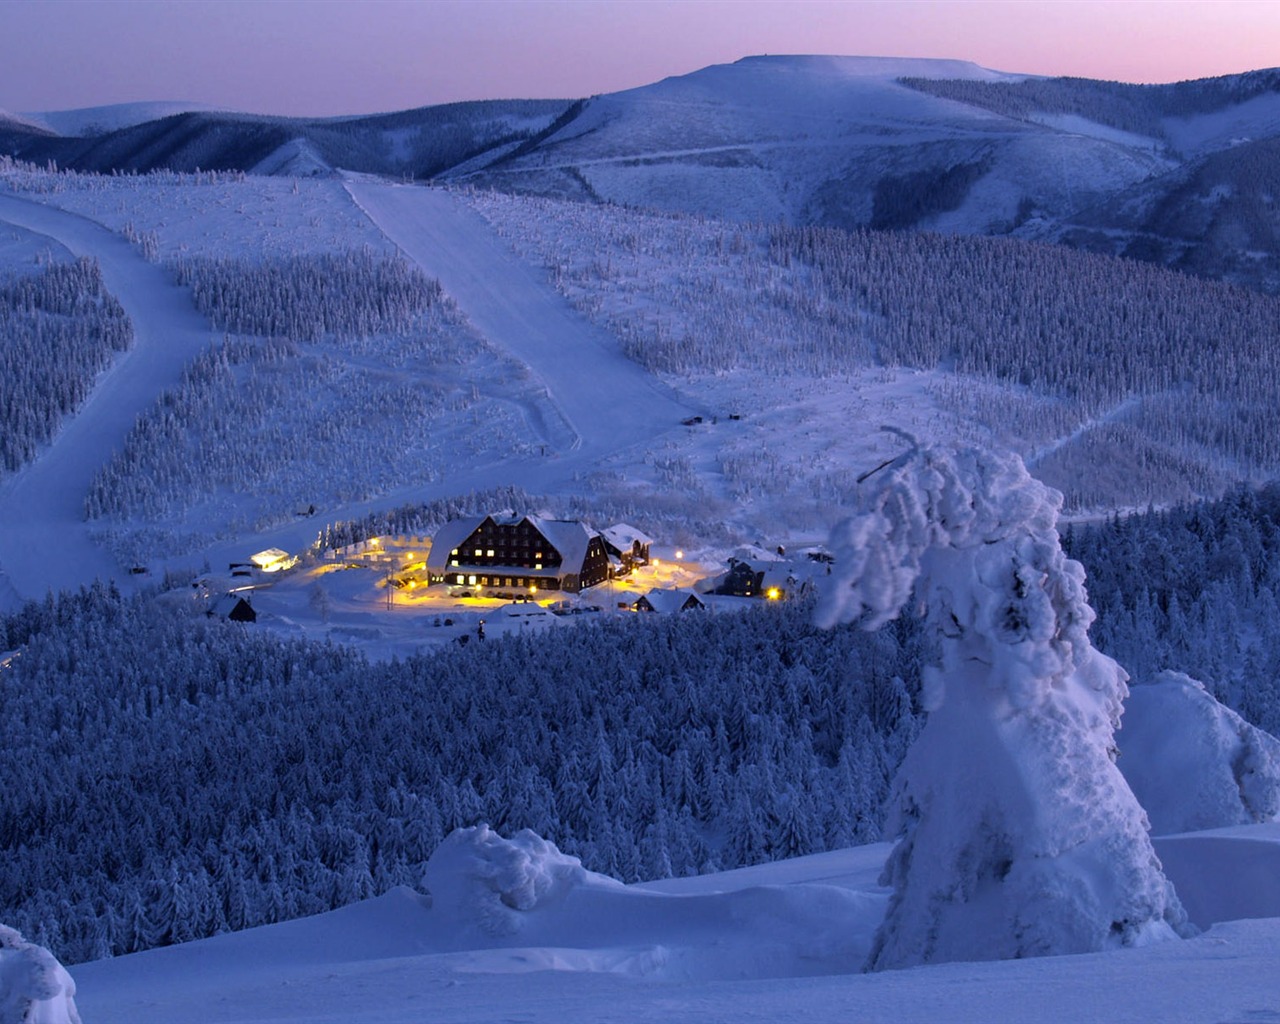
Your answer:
(817, 439), (1191, 969)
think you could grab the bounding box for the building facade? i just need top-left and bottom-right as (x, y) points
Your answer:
(427, 513), (610, 593)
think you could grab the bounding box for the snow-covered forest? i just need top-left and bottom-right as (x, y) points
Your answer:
(0, 257), (131, 472)
(0, 588), (922, 963)
(902, 69), (1280, 142)
(6, 477), (1280, 965)
(82, 251), (544, 557)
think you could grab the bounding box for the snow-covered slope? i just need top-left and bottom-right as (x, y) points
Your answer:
(68, 825), (1280, 1024)
(22, 101), (225, 137)
(458, 54), (1169, 234)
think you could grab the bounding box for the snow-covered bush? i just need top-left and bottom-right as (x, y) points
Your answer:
(818, 441), (1190, 968)
(0, 925), (80, 1024)
(1120, 671), (1280, 835)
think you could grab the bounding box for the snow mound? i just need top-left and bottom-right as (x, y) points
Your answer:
(422, 825), (886, 980)
(0, 925), (81, 1024)
(424, 825), (622, 937)
(1121, 671), (1280, 835)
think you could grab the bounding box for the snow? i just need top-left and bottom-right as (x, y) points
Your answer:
(65, 825), (1280, 1023)
(1162, 91), (1280, 156)
(343, 178), (699, 456)
(20, 101), (224, 138)
(0, 193), (216, 605)
(1119, 671), (1280, 835)
(458, 54), (1167, 231)
(0, 926), (80, 1024)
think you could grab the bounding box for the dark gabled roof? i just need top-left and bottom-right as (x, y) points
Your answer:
(210, 595), (256, 622)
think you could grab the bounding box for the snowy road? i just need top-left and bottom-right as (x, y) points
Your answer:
(0, 194), (214, 605)
(343, 179), (699, 456)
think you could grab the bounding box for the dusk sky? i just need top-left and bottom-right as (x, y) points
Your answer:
(2, 0), (1278, 118)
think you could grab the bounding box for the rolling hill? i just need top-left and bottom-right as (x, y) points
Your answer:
(6, 56), (1280, 289)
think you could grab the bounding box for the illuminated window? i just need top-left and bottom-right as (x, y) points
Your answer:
(455, 574), (465, 584)
(487, 549), (495, 557)
(451, 559), (459, 567)
(535, 563), (542, 570)
(474, 549), (482, 557)
(468, 575), (477, 585)
(451, 548), (458, 556)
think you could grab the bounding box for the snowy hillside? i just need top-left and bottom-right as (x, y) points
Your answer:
(65, 825), (1280, 1024)
(1, 99), (572, 180)
(22, 101), (226, 137)
(5, 56), (1279, 288)
(458, 54), (1170, 236)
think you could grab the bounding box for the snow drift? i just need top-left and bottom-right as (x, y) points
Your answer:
(421, 824), (885, 980)
(1120, 671), (1280, 835)
(819, 441), (1190, 969)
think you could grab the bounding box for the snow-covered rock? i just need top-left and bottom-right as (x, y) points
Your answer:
(0, 925), (81, 1024)
(1120, 671), (1280, 835)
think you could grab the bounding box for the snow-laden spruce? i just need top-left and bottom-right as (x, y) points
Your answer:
(0, 925), (80, 1024)
(818, 440), (1191, 969)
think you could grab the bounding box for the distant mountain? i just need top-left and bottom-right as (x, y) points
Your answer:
(0, 99), (573, 180)
(21, 101), (226, 137)
(4, 56), (1280, 290)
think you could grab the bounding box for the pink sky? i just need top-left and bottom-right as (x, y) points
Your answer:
(2, 0), (1277, 117)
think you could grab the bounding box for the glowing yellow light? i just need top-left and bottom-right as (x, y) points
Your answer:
(766, 587), (781, 600)
(674, 550), (684, 560)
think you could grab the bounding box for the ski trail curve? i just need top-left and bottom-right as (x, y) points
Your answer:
(343, 179), (699, 458)
(0, 194), (215, 605)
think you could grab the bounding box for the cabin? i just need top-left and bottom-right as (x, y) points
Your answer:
(209, 595), (256, 623)
(633, 588), (705, 614)
(713, 560), (766, 597)
(601, 524), (654, 575)
(250, 548), (297, 573)
(427, 513), (611, 593)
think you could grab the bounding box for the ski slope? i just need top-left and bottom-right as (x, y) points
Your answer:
(67, 825), (1280, 1024)
(344, 178), (700, 455)
(0, 194), (214, 604)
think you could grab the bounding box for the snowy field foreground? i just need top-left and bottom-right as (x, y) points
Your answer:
(68, 824), (1280, 1024)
